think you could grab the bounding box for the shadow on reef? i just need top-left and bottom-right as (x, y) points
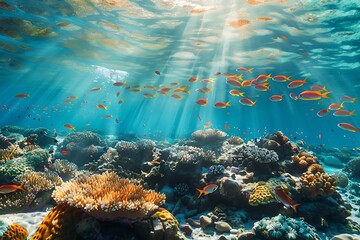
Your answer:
(1, 126), (360, 239)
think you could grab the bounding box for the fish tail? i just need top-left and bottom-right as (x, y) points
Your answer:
(196, 188), (204, 198)
(18, 182), (28, 192)
(291, 203), (301, 213)
(321, 91), (331, 98)
(248, 68), (254, 73)
(226, 101), (231, 107)
(351, 110), (356, 116)
(322, 86), (327, 91)
(340, 102), (344, 108)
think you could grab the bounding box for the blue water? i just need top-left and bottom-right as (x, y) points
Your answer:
(1, 0), (360, 147)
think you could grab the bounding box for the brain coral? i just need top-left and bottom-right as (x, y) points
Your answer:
(0, 222), (28, 240)
(300, 171), (338, 199)
(52, 172), (165, 221)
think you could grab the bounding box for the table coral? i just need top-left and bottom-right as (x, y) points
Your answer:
(0, 222), (28, 240)
(0, 143), (22, 162)
(52, 172), (165, 221)
(300, 171), (338, 199)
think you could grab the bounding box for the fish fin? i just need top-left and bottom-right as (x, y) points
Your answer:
(18, 182), (28, 192)
(226, 101), (231, 107)
(340, 102), (344, 108)
(291, 203), (301, 213)
(351, 110), (357, 116)
(321, 91), (331, 98)
(322, 86), (327, 91)
(196, 188), (204, 198)
(248, 68), (254, 73)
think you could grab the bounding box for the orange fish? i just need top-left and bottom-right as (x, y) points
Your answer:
(287, 79), (307, 88)
(60, 149), (69, 155)
(196, 184), (218, 198)
(253, 74), (271, 84)
(196, 87), (212, 94)
(273, 186), (300, 212)
(280, 35), (288, 40)
(15, 93), (29, 98)
(337, 122), (360, 132)
(196, 98), (208, 106)
(255, 83), (270, 91)
(241, 80), (253, 88)
(131, 88), (141, 93)
(96, 104), (108, 110)
(311, 85), (327, 91)
(269, 95), (283, 102)
(236, 67), (253, 73)
(341, 95), (356, 103)
(0, 182), (27, 194)
(214, 101), (231, 108)
(144, 85), (157, 90)
(240, 97), (256, 106)
(333, 110), (356, 117)
(170, 82), (180, 86)
(298, 90), (331, 100)
(171, 94), (183, 100)
(227, 78), (242, 88)
(229, 89), (244, 96)
(201, 78), (215, 83)
(272, 75), (291, 82)
(256, 16), (272, 21)
(214, 72), (221, 76)
(113, 81), (126, 86)
(328, 102), (344, 111)
(188, 77), (198, 82)
(174, 86), (190, 94)
(90, 87), (102, 92)
(317, 109), (330, 117)
(224, 124), (231, 130)
(204, 121), (212, 128)
(64, 124), (75, 130)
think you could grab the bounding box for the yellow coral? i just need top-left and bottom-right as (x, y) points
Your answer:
(300, 171), (338, 198)
(52, 172), (165, 221)
(249, 183), (276, 206)
(152, 208), (179, 230)
(17, 170), (63, 192)
(0, 223), (28, 240)
(0, 143), (22, 162)
(31, 203), (83, 240)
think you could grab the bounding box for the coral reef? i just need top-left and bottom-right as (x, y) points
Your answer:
(300, 171), (338, 199)
(16, 170), (63, 193)
(253, 214), (320, 240)
(0, 143), (22, 162)
(191, 129), (227, 146)
(0, 222), (28, 240)
(345, 157), (360, 178)
(48, 159), (78, 180)
(288, 151), (318, 174)
(174, 183), (189, 196)
(248, 178), (290, 206)
(30, 203), (84, 240)
(208, 164), (225, 175)
(52, 172), (165, 221)
(0, 190), (36, 213)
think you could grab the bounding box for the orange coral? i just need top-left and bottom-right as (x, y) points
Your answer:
(307, 164), (324, 174)
(300, 171), (338, 199)
(31, 203), (83, 240)
(0, 223), (28, 240)
(152, 208), (179, 231)
(52, 172), (165, 221)
(291, 151), (317, 172)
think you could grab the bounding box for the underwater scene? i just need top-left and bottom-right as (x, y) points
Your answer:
(0, 0), (360, 239)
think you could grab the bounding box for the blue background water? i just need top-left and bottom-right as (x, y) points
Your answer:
(0, 0), (359, 147)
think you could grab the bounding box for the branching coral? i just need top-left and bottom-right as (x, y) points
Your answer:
(52, 172), (165, 221)
(49, 159), (78, 177)
(16, 170), (63, 193)
(0, 189), (36, 213)
(300, 171), (338, 199)
(0, 143), (22, 162)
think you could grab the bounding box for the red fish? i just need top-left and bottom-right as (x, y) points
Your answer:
(328, 102), (344, 111)
(60, 150), (69, 155)
(196, 184), (218, 198)
(255, 84), (270, 91)
(236, 67), (253, 73)
(227, 78), (242, 88)
(272, 75), (290, 82)
(64, 124), (75, 130)
(214, 101), (231, 108)
(298, 91), (331, 100)
(240, 97), (256, 106)
(229, 89), (244, 96)
(311, 85), (326, 91)
(287, 79), (307, 88)
(196, 98), (208, 106)
(337, 122), (360, 132)
(269, 95), (283, 102)
(90, 87), (102, 92)
(113, 81), (126, 86)
(333, 110), (356, 117)
(273, 186), (300, 212)
(188, 77), (198, 82)
(0, 182), (27, 194)
(341, 95), (356, 103)
(317, 109), (330, 117)
(15, 93), (29, 98)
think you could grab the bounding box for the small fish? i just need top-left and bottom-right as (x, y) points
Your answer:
(67, 96), (78, 99)
(280, 35), (288, 40)
(196, 87), (212, 94)
(287, 79), (307, 88)
(224, 124), (231, 130)
(341, 95), (357, 103)
(317, 109), (330, 117)
(201, 78), (215, 83)
(96, 104), (108, 110)
(64, 124), (75, 130)
(116, 91), (120, 97)
(0, 183), (27, 194)
(272, 75), (291, 82)
(241, 80), (252, 88)
(170, 82), (180, 86)
(269, 95), (283, 102)
(254, 74), (271, 84)
(240, 98), (256, 106)
(171, 94), (183, 100)
(255, 83), (270, 91)
(289, 92), (298, 101)
(227, 78), (242, 88)
(197, 114), (202, 121)
(236, 67), (253, 73)
(118, 99), (124, 104)
(337, 122), (360, 132)
(215, 101), (231, 108)
(196, 98), (208, 106)
(214, 71), (221, 76)
(188, 77), (198, 82)
(333, 110), (356, 117)
(273, 186), (300, 212)
(256, 16), (272, 21)
(90, 87), (102, 92)
(131, 88), (141, 93)
(328, 102), (344, 111)
(102, 115), (113, 119)
(154, 70), (160, 75)
(196, 184), (218, 198)
(143, 93), (156, 98)
(113, 81), (126, 86)
(115, 118), (119, 124)
(298, 91), (331, 100)
(15, 93), (29, 98)
(60, 149), (69, 155)
(53, 128), (57, 137)
(229, 89), (244, 96)
(144, 85), (157, 90)
(204, 121), (212, 128)
(311, 85), (327, 91)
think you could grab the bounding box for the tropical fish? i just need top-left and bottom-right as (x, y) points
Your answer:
(287, 79), (307, 88)
(215, 101), (231, 108)
(90, 87), (102, 92)
(317, 109), (330, 117)
(240, 98), (256, 106)
(144, 85), (157, 90)
(224, 124), (231, 130)
(229, 89), (244, 96)
(196, 98), (208, 106)
(174, 86), (190, 94)
(188, 77), (198, 82)
(118, 99), (124, 104)
(204, 121), (212, 128)
(311, 85), (327, 91)
(337, 122), (360, 132)
(96, 104), (108, 110)
(289, 92), (298, 101)
(171, 94), (183, 100)
(269, 95), (283, 102)
(170, 82), (180, 86)
(60, 149), (69, 155)
(116, 91), (120, 97)
(333, 110), (356, 117)
(67, 96), (78, 99)
(197, 114), (202, 121)
(298, 91), (331, 100)
(154, 70), (160, 75)
(236, 67), (253, 73)
(241, 80), (252, 88)
(255, 83), (270, 91)
(253, 74), (271, 84)
(201, 78), (215, 83)
(102, 115), (113, 119)
(196, 87), (212, 94)
(214, 72), (221, 76)
(256, 16), (272, 21)
(64, 124), (75, 130)
(328, 102), (344, 111)
(0, 183), (27, 194)
(227, 78), (242, 88)
(15, 93), (29, 98)
(196, 184), (218, 198)
(341, 95), (357, 103)
(143, 93), (156, 98)
(273, 186), (300, 212)
(113, 81), (126, 86)
(272, 75), (291, 82)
